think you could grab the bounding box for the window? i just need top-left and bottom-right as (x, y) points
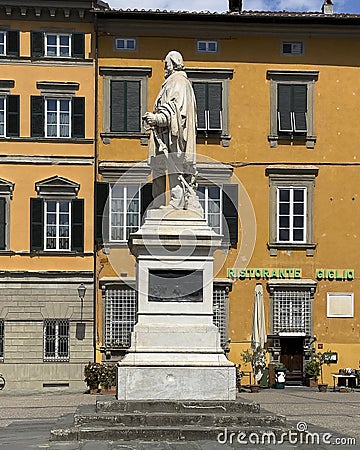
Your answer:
(100, 67), (151, 139)
(104, 286), (137, 349)
(277, 187), (306, 243)
(31, 176), (84, 253)
(267, 70), (318, 148)
(44, 319), (69, 361)
(0, 89), (19, 138)
(0, 30), (19, 57)
(197, 40), (218, 53)
(110, 185), (140, 242)
(187, 68), (233, 147)
(0, 177), (14, 251)
(266, 166), (318, 256)
(193, 82), (222, 133)
(0, 320), (4, 359)
(44, 200), (71, 251)
(198, 185), (222, 235)
(31, 31), (84, 58)
(282, 41), (304, 56)
(213, 282), (231, 349)
(115, 38), (136, 51)
(269, 283), (315, 335)
(45, 33), (71, 57)
(31, 96), (84, 139)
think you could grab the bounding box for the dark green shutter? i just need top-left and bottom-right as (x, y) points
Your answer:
(207, 82), (222, 130)
(293, 84), (307, 132)
(7, 95), (20, 137)
(111, 80), (125, 132)
(193, 82), (207, 130)
(140, 183), (153, 222)
(7, 30), (19, 57)
(0, 197), (6, 250)
(95, 182), (109, 243)
(72, 33), (85, 58)
(31, 31), (44, 57)
(72, 97), (85, 138)
(71, 199), (84, 252)
(126, 81), (141, 132)
(30, 198), (43, 251)
(31, 96), (44, 137)
(277, 84), (292, 132)
(222, 184), (238, 245)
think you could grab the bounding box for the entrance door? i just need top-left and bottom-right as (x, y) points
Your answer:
(280, 337), (304, 384)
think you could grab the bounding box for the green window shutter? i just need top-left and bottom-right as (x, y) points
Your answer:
(7, 95), (20, 137)
(7, 30), (19, 57)
(31, 31), (44, 57)
(277, 84), (293, 132)
(292, 84), (307, 132)
(31, 96), (44, 137)
(193, 82), (207, 130)
(110, 80), (125, 132)
(72, 33), (85, 58)
(207, 82), (222, 130)
(222, 184), (238, 245)
(0, 197), (6, 250)
(72, 97), (85, 138)
(140, 183), (153, 222)
(126, 81), (141, 132)
(30, 198), (44, 251)
(71, 199), (84, 252)
(95, 182), (109, 243)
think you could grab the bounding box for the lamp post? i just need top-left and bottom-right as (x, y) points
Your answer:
(77, 283), (86, 322)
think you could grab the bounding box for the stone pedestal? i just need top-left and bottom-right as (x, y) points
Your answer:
(117, 208), (236, 400)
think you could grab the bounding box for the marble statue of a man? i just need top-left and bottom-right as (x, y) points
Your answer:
(143, 51), (201, 211)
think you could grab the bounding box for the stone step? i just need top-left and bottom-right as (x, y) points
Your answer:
(96, 399), (260, 414)
(51, 424), (289, 443)
(74, 409), (285, 428)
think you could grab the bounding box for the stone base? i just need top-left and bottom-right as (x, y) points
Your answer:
(117, 365), (236, 400)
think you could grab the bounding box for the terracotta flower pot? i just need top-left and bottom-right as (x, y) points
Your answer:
(250, 384), (260, 393)
(318, 383), (328, 392)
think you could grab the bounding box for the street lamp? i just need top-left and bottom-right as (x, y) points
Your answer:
(77, 283), (86, 323)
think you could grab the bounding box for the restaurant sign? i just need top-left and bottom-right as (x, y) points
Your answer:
(227, 268), (354, 281)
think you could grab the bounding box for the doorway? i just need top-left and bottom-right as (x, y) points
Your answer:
(280, 337), (304, 384)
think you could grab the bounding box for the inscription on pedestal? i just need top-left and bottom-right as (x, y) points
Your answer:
(148, 270), (203, 302)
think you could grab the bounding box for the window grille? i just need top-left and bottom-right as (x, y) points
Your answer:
(213, 287), (228, 348)
(0, 320), (4, 359)
(44, 319), (69, 361)
(272, 289), (311, 334)
(104, 287), (137, 348)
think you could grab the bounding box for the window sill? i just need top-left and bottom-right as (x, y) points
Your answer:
(196, 132), (231, 147)
(29, 251), (93, 256)
(101, 132), (149, 146)
(268, 242), (316, 256)
(268, 135), (316, 149)
(0, 137), (93, 144)
(0, 250), (15, 255)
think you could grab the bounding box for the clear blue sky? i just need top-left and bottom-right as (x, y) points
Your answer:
(107, 1), (360, 14)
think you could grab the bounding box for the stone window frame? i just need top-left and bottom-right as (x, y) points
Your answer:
(267, 70), (319, 149)
(114, 38), (137, 52)
(100, 66), (152, 144)
(186, 67), (233, 147)
(0, 177), (14, 251)
(266, 165), (318, 256)
(281, 41), (304, 56)
(43, 318), (70, 362)
(196, 40), (219, 54)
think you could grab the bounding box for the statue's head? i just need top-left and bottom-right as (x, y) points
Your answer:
(164, 51), (184, 77)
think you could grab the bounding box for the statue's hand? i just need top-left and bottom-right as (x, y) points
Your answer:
(142, 112), (157, 126)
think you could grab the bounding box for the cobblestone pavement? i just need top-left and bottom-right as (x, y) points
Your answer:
(0, 387), (359, 449)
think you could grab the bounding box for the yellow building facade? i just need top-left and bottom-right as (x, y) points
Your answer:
(0, 0), (100, 390)
(95, 4), (360, 387)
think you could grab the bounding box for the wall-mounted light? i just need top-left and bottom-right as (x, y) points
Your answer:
(77, 283), (86, 323)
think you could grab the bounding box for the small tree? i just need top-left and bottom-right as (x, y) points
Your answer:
(304, 350), (332, 384)
(241, 346), (267, 385)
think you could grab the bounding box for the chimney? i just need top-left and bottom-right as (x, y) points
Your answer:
(322, 0), (334, 14)
(229, 0), (242, 13)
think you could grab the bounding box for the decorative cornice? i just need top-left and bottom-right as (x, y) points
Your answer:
(0, 155), (94, 165)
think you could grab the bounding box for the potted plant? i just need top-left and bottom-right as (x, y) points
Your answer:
(84, 361), (102, 394)
(316, 350), (332, 392)
(241, 346), (267, 393)
(304, 358), (320, 387)
(99, 363), (116, 393)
